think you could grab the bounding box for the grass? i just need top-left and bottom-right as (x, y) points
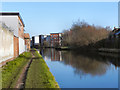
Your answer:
(25, 50), (59, 88)
(2, 52), (32, 88)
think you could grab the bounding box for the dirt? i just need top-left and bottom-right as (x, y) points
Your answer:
(15, 51), (35, 89)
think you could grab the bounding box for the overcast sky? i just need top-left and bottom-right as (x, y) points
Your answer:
(2, 2), (118, 37)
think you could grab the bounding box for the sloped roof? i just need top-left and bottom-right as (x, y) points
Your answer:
(24, 33), (30, 39)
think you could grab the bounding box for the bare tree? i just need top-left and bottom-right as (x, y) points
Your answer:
(62, 20), (110, 48)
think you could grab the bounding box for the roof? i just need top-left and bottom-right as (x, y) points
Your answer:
(32, 35), (44, 37)
(24, 33), (30, 39)
(0, 12), (25, 27)
(50, 33), (62, 34)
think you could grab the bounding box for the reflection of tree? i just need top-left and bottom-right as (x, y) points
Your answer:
(42, 49), (120, 77)
(61, 51), (110, 76)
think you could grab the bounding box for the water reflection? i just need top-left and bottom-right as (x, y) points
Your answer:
(42, 48), (62, 61)
(62, 52), (109, 76)
(41, 48), (120, 77)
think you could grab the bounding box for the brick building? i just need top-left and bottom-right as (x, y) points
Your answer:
(24, 33), (30, 51)
(50, 33), (62, 47)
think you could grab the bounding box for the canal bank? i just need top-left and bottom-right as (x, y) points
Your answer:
(25, 49), (59, 88)
(98, 48), (120, 53)
(2, 49), (59, 89)
(55, 46), (120, 54)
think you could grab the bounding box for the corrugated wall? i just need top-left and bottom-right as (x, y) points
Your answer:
(0, 28), (14, 63)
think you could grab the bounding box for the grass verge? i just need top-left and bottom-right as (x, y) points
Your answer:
(25, 50), (59, 88)
(2, 52), (32, 88)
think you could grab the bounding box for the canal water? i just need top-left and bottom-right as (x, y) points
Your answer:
(38, 48), (119, 88)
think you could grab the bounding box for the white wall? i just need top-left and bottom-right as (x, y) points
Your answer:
(35, 36), (39, 44)
(0, 27), (14, 63)
(19, 37), (25, 54)
(0, 16), (18, 37)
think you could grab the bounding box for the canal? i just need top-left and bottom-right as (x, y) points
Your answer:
(38, 48), (119, 88)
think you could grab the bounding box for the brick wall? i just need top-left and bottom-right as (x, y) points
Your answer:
(14, 36), (19, 57)
(18, 16), (24, 39)
(50, 33), (59, 47)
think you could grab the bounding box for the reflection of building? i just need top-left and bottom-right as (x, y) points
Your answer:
(39, 49), (44, 56)
(37, 49), (44, 56)
(32, 35), (44, 48)
(50, 33), (62, 47)
(51, 49), (62, 61)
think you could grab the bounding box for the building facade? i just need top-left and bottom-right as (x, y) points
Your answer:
(32, 35), (44, 48)
(0, 12), (26, 64)
(50, 33), (62, 47)
(24, 33), (30, 51)
(44, 35), (51, 47)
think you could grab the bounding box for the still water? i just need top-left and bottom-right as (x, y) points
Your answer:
(38, 48), (119, 88)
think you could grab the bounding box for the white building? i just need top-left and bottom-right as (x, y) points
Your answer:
(32, 35), (44, 48)
(0, 12), (25, 63)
